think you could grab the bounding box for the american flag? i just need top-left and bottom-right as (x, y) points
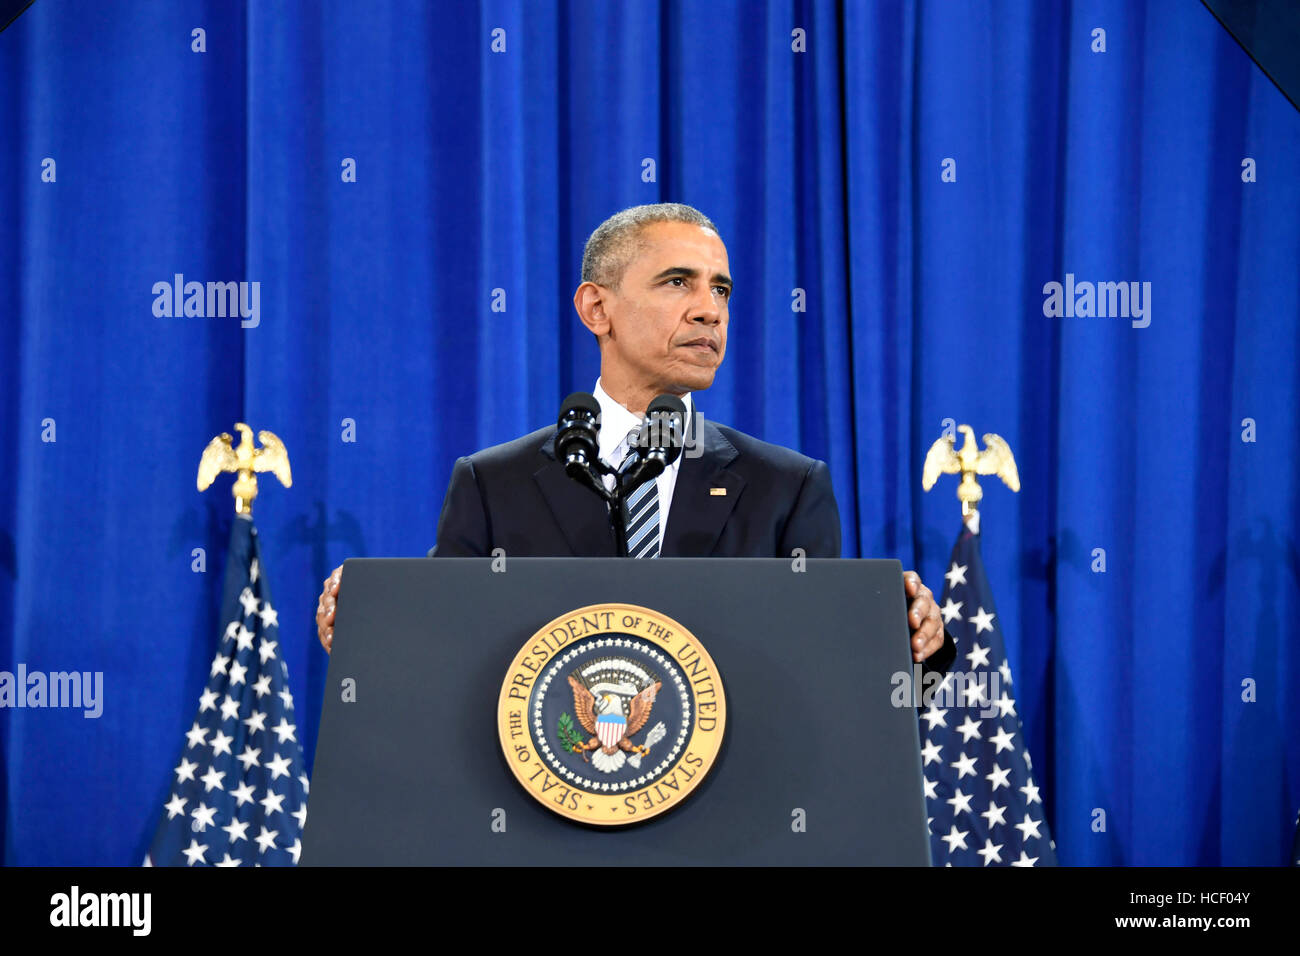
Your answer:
(146, 516), (307, 866)
(921, 513), (1057, 866)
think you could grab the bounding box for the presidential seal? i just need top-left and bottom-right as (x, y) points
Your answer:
(497, 603), (726, 825)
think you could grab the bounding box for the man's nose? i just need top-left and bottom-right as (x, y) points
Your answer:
(690, 292), (722, 325)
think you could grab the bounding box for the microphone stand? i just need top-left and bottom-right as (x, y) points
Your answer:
(609, 483), (629, 558)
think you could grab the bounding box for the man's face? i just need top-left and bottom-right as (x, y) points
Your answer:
(593, 221), (731, 399)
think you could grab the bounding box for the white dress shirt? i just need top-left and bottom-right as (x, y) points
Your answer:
(593, 378), (694, 545)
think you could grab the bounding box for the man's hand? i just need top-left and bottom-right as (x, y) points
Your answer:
(316, 565), (343, 654)
(904, 570), (944, 663)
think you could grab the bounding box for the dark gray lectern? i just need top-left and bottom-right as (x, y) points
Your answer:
(302, 558), (932, 865)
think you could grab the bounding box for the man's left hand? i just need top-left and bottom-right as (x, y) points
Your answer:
(904, 570), (945, 663)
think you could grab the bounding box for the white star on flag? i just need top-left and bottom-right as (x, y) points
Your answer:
(210, 729), (233, 757)
(981, 802), (1007, 827)
(231, 781), (256, 807)
(271, 718), (296, 743)
(223, 819), (250, 843)
(941, 825), (969, 852)
(199, 767), (226, 792)
(1015, 814), (1043, 840)
(220, 694), (240, 721)
(265, 753), (292, 780)
(940, 598), (964, 623)
(255, 826), (278, 854)
(977, 838), (1003, 866)
(951, 752), (978, 778)
(921, 704), (948, 729)
(191, 802), (217, 830)
(258, 603), (278, 628)
(182, 839), (208, 866)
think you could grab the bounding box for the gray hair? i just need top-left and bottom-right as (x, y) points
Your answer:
(580, 203), (720, 288)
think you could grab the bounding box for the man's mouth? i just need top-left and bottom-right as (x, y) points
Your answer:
(679, 337), (719, 353)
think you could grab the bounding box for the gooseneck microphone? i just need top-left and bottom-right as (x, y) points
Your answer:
(555, 391), (688, 556)
(555, 392), (608, 499)
(621, 393), (687, 492)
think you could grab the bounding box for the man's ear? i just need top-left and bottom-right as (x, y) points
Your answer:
(574, 281), (611, 337)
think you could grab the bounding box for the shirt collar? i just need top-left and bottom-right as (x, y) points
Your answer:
(593, 378), (695, 464)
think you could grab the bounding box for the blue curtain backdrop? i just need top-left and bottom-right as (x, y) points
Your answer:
(1, 0), (1297, 866)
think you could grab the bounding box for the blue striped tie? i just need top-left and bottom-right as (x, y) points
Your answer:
(618, 428), (660, 558)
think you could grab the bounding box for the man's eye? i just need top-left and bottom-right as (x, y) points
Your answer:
(714, 286), (730, 298)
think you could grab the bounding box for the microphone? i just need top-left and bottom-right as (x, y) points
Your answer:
(555, 392), (607, 498)
(622, 393), (687, 491)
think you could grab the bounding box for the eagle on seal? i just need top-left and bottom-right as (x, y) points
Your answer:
(567, 676), (661, 773)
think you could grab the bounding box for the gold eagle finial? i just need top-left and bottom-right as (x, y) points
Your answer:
(922, 424), (1019, 517)
(197, 423), (292, 514)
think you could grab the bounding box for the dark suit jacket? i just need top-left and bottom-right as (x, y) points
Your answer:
(429, 416), (840, 558)
(427, 413), (956, 675)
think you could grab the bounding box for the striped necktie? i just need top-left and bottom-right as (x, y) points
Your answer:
(618, 427), (660, 558)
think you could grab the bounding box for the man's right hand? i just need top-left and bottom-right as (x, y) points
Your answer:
(316, 565), (343, 653)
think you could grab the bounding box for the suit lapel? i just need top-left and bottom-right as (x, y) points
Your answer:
(662, 417), (743, 557)
(535, 433), (617, 556)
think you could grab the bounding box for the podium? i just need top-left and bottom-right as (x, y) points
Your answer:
(302, 558), (933, 865)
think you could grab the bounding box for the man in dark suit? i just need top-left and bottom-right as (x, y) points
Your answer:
(317, 203), (954, 673)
